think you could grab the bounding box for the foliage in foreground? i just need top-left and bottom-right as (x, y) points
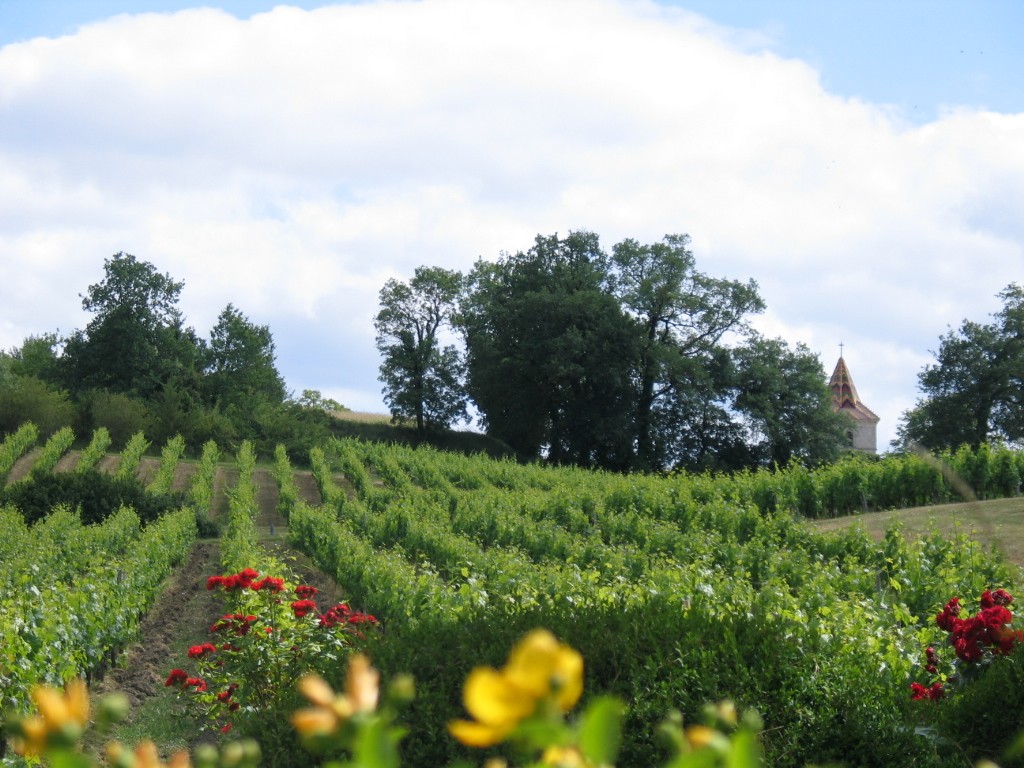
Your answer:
(7, 626), (1024, 768)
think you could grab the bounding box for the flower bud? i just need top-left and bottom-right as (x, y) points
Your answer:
(221, 740), (245, 768)
(50, 720), (84, 749)
(98, 692), (131, 726)
(239, 738), (262, 765)
(388, 673), (416, 705)
(105, 740), (136, 768)
(193, 742), (219, 768)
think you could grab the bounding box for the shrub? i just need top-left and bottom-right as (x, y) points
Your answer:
(0, 375), (74, 436)
(85, 390), (154, 448)
(0, 471), (186, 525)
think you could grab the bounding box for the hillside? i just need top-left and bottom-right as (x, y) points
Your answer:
(3, 431), (1024, 768)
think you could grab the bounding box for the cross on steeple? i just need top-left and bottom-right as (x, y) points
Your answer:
(839, 341), (845, 358)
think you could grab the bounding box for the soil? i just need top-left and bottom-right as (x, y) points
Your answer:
(98, 454), (121, 475)
(171, 462), (198, 494)
(135, 457), (161, 486)
(5, 448), (41, 485)
(293, 471), (323, 506)
(55, 451), (82, 473)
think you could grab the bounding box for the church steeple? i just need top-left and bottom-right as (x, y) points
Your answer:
(829, 353), (879, 453)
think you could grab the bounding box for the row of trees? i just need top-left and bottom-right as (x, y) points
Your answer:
(0, 252), (338, 455)
(375, 231), (850, 472)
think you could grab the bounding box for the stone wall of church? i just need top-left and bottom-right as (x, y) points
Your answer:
(852, 421), (877, 453)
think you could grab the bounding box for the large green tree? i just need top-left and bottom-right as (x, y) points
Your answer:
(896, 284), (1024, 451)
(375, 266), (467, 436)
(460, 232), (637, 467)
(204, 303), (287, 412)
(610, 234), (764, 470)
(732, 335), (849, 467)
(60, 252), (204, 399)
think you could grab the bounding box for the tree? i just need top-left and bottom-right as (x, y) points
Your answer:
(205, 303), (287, 412)
(460, 232), (638, 467)
(60, 252), (204, 399)
(610, 234), (764, 470)
(731, 335), (849, 467)
(375, 267), (467, 436)
(7, 333), (62, 384)
(896, 284), (1024, 451)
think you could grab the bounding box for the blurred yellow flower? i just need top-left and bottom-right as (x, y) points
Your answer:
(449, 629), (584, 748)
(106, 739), (191, 768)
(293, 655), (379, 739)
(541, 744), (590, 767)
(11, 679), (90, 756)
(346, 653), (380, 713)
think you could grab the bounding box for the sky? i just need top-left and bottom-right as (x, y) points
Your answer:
(1, 0), (1022, 452)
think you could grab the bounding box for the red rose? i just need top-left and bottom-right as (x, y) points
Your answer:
(165, 668), (188, 687)
(291, 599), (318, 618)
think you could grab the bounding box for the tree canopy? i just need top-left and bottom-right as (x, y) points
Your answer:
(381, 230), (845, 471)
(896, 284), (1024, 451)
(0, 252), (316, 455)
(461, 232), (637, 468)
(60, 252), (199, 399)
(375, 266), (467, 435)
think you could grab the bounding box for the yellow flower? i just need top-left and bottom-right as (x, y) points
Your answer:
(448, 629), (584, 748)
(292, 655), (379, 739)
(12, 679), (91, 756)
(346, 654), (380, 713)
(297, 673), (336, 707)
(106, 739), (192, 768)
(541, 745), (590, 767)
(685, 724), (730, 752)
(506, 629), (583, 712)
(291, 707), (343, 738)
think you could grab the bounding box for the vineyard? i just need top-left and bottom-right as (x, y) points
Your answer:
(1, 423), (1023, 767)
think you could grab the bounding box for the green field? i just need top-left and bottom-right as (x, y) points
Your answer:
(813, 496), (1024, 568)
(2, 428), (1024, 768)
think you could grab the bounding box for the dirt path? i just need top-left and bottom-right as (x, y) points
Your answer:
(293, 470), (322, 506)
(93, 541), (224, 709)
(55, 451), (81, 473)
(5, 448), (40, 485)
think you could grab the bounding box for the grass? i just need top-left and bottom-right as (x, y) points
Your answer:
(811, 496), (1024, 568)
(330, 409), (393, 424)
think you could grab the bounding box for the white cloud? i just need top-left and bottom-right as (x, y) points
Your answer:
(1, 0), (1022, 450)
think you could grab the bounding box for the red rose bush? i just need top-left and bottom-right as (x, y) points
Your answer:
(166, 568), (378, 743)
(911, 588), (1023, 701)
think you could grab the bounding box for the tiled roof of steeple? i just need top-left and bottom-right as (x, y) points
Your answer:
(829, 356), (879, 423)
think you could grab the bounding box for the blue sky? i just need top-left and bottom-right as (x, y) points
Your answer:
(1, 0), (1022, 451)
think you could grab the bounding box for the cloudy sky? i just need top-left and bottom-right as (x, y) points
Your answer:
(1, 0), (1022, 451)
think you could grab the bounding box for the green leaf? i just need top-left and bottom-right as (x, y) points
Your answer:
(577, 695), (626, 765)
(47, 749), (95, 768)
(726, 729), (763, 768)
(351, 716), (403, 768)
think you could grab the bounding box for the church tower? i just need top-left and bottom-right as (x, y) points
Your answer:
(829, 355), (880, 453)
